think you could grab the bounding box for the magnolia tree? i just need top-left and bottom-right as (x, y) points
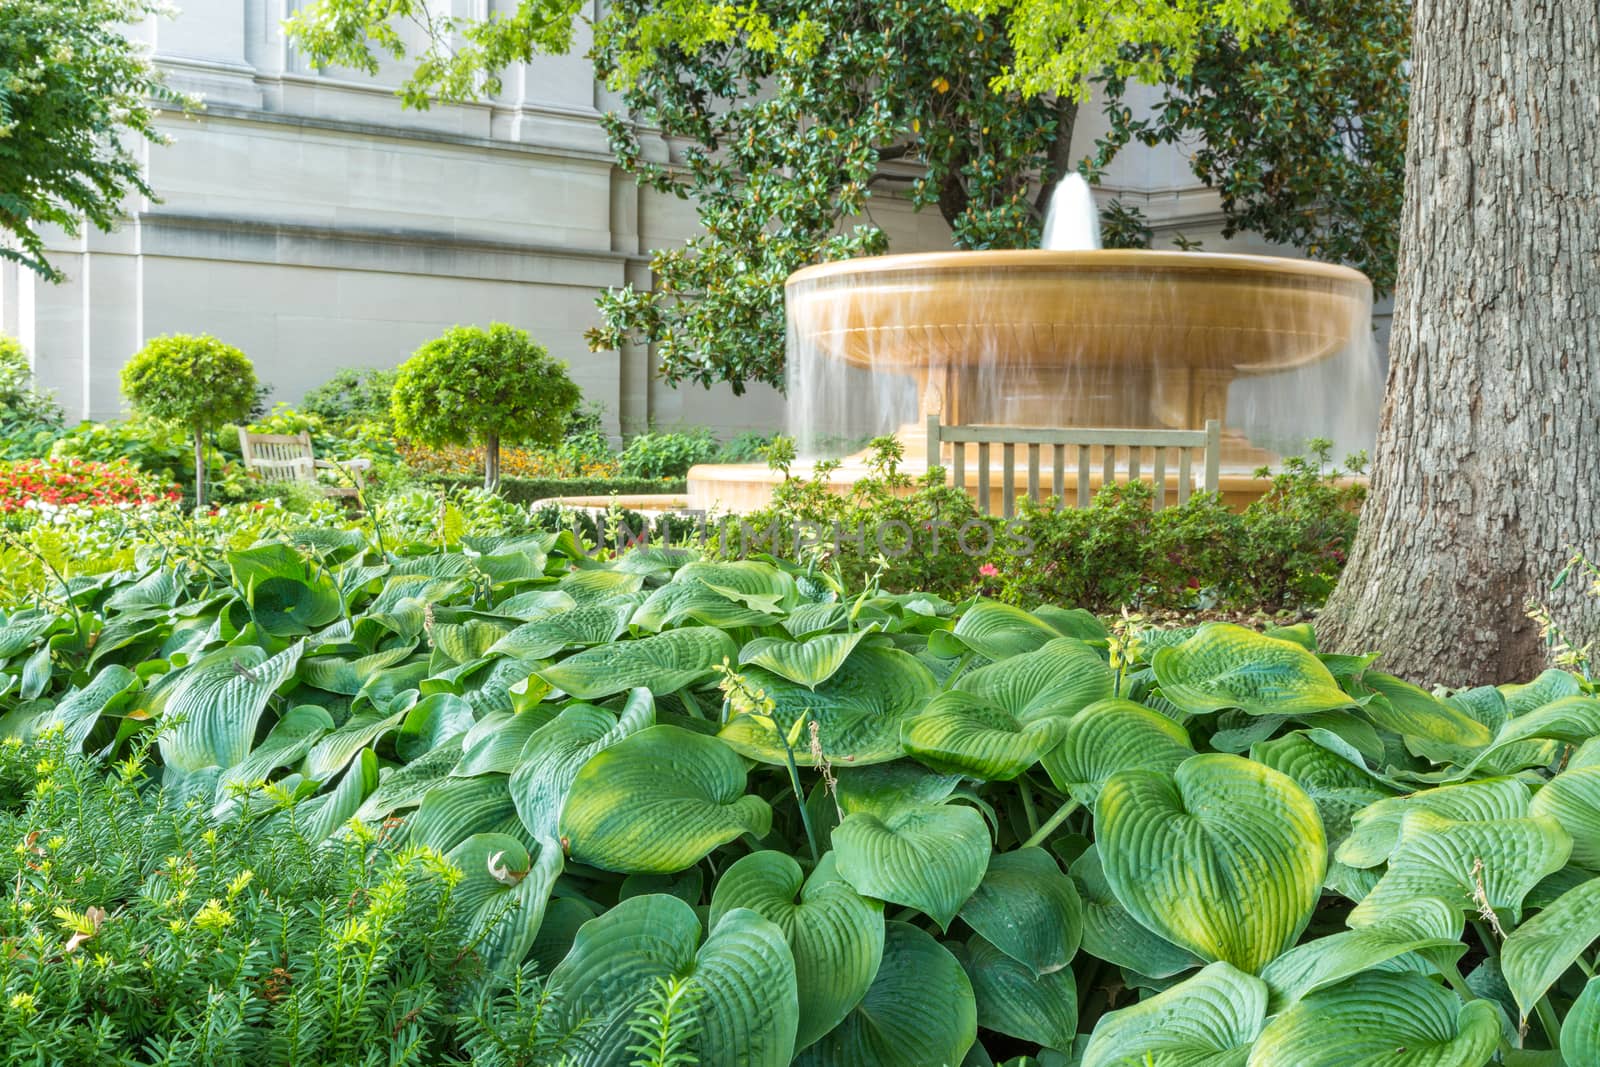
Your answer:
(390, 324), (581, 491)
(120, 334), (258, 507)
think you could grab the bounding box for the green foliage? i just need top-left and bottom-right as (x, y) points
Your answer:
(424, 474), (686, 506)
(619, 430), (722, 480)
(119, 335), (260, 434)
(0, 735), (589, 1064)
(6, 481), (1600, 1061)
(947, 0), (1290, 100)
(1090, 0), (1409, 293)
(391, 324), (581, 491)
(300, 366), (399, 428)
(0, 0), (188, 282)
(0, 335), (62, 459)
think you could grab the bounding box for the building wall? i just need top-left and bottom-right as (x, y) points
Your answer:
(0, 2), (1382, 436)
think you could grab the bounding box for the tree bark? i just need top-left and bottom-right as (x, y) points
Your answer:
(1317, 0), (1600, 685)
(192, 426), (206, 509)
(484, 432), (500, 492)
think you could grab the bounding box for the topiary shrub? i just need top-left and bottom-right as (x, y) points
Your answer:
(0, 334), (62, 458)
(391, 324), (581, 491)
(120, 334), (258, 506)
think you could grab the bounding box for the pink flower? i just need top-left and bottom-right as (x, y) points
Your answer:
(978, 563), (999, 578)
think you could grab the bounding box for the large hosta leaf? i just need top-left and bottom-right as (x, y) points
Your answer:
(488, 603), (633, 660)
(834, 799), (989, 929)
(1562, 977), (1600, 1065)
(1081, 961), (1265, 1067)
(410, 774), (523, 853)
(1151, 624), (1353, 718)
(1529, 766), (1600, 867)
(1353, 672), (1494, 754)
(560, 724), (772, 873)
(719, 645), (937, 767)
(1042, 697), (1194, 805)
(1246, 970), (1500, 1067)
(157, 642), (305, 773)
(299, 645), (417, 696)
(34, 665), (141, 749)
(535, 627), (736, 700)
(901, 691), (1070, 780)
(1347, 810), (1571, 927)
(958, 847), (1081, 977)
(547, 894), (799, 1067)
(445, 831), (562, 974)
(509, 690), (654, 842)
(938, 600), (1067, 661)
(1096, 753), (1325, 973)
(709, 851), (884, 1050)
(1258, 896), (1465, 1011)
(954, 936), (1076, 1052)
(793, 921), (976, 1067)
(1337, 778), (1530, 869)
(738, 631), (871, 689)
(953, 638), (1113, 721)
(1500, 875), (1600, 1022)
(229, 543), (343, 636)
(1071, 846), (1200, 979)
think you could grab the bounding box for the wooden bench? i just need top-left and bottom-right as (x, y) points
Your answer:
(925, 416), (1221, 517)
(237, 429), (371, 500)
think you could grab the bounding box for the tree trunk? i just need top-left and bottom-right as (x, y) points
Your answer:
(192, 426), (206, 509)
(484, 432), (500, 492)
(1317, 0), (1600, 685)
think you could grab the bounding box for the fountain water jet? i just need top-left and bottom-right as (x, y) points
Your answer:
(687, 177), (1381, 512)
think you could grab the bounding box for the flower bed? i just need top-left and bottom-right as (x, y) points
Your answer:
(0, 458), (178, 513)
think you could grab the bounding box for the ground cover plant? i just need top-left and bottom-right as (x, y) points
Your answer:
(0, 499), (1595, 1065)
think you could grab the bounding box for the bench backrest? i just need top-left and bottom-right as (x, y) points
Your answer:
(925, 415), (1221, 516)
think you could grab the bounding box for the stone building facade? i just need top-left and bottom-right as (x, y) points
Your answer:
(0, 0), (1364, 436)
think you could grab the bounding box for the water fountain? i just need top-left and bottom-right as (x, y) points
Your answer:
(687, 176), (1381, 512)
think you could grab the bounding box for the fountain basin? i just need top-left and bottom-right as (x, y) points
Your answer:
(689, 248), (1377, 513)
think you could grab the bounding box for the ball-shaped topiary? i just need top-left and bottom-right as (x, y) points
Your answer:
(121, 334), (258, 505)
(391, 323), (582, 490)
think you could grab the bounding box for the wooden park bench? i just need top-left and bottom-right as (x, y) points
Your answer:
(237, 429), (371, 501)
(925, 415), (1221, 518)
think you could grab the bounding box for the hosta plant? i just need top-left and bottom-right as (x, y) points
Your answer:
(1, 515), (1598, 1065)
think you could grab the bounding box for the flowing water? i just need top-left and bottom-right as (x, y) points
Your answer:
(785, 174), (1383, 470)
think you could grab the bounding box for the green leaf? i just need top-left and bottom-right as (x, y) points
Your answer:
(445, 832), (562, 974)
(535, 627), (737, 699)
(1461, 696), (1600, 774)
(157, 642), (305, 773)
(430, 619), (510, 664)
(1354, 672), (1494, 755)
(793, 921), (976, 1067)
(953, 638), (1114, 721)
(1258, 896), (1465, 1012)
(1500, 875), (1600, 1022)
(35, 665), (141, 749)
(1529, 766), (1600, 868)
(834, 799), (990, 929)
(1501, 669), (1583, 715)
(1247, 970), (1500, 1067)
(214, 704), (334, 810)
(1561, 977), (1600, 1066)
(300, 645), (417, 696)
(488, 603), (633, 660)
(1337, 778), (1530, 869)
(709, 851), (884, 1050)
(548, 894), (799, 1067)
(1081, 961), (1265, 1067)
(954, 936), (1076, 1051)
(395, 692), (475, 761)
(510, 690), (655, 842)
(229, 543), (343, 636)
(941, 600), (1067, 661)
(455, 708), (555, 776)
(1041, 697), (1194, 806)
(1150, 623), (1354, 718)
(901, 690), (1070, 780)
(560, 724), (772, 873)
(303, 705), (408, 781)
(719, 645), (937, 767)
(958, 847), (1081, 977)
(739, 631), (871, 689)
(409, 773), (522, 853)
(1347, 810), (1571, 928)
(1096, 753), (1325, 973)
(1071, 845), (1200, 979)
